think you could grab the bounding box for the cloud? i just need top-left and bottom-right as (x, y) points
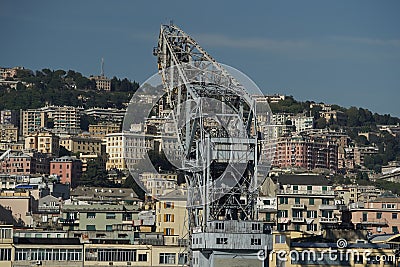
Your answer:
(193, 33), (310, 51)
(329, 36), (400, 47)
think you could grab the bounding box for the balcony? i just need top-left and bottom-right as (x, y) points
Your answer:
(278, 217), (290, 224)
(359, 218), (388, 226)
(278, 189), (334, 196)
(319, 204), (337, 210)
(319, 217), (338, 223)
(292, 203), (305, 209)
(292, 217), (305, 223)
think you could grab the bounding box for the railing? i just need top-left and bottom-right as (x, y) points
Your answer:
(319, 217), (338, 223)
(292, 217), (304, 223)
(359, 218), (388, 225)
(278, 189), (334, 195)
(292, 203), (305, 209)
(137, 238), (164, 245)
(319, 204), (337, 210)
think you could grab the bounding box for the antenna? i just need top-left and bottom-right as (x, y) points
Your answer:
(101, 58), (104, 77)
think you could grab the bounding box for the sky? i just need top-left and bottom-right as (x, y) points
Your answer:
(1, 0), (400, 117)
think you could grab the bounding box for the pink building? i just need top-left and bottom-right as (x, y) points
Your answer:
(50, 156), (82, 187)
(273, 135), (338, 171)
(350, 197), (400, 235)
(0, 152), (35, 175)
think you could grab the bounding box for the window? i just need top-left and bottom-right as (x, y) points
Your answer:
(263, 199), (271, 205)
(322, 186), (327, 192)
(278, 210), (288, 218)
(362, 213), (368, 222)
(106, 225), (113, 231)
(322, 199), (330, 205)
(307, 210), (317, 218)
(275, 234), (286, 244)
(138, 254), (147, 262)
(279, 197), (288, 204)
(295, 197), (300, 204)
(0, 249), (11, 261)
(106, 213), (116, 219)
(392, 213), (398, 219)
(393, 226), (399, 234)
(87, 213), (96, 219)
(215, 222), (224, 230)
(309, 198), (314, 205)
(85, 248), (135, 262)
(164, 214), (174, 222)
(251, 238), (262, 245)
(164, 228), (174, 235)
(252, 223), (260, 231)
(376, 212), (382, 219)
(216, 238), (228, 244)
(307, 186), (312, 192)
(164, 202), (174, 209)
(159, 253), (175, 264)
(86, 225), (96, 231)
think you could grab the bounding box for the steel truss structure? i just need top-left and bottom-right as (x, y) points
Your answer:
(154, 23), (271, 266)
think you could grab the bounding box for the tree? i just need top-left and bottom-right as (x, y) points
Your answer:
(78, 160), (110, 187)
(315, 117), (326, 129)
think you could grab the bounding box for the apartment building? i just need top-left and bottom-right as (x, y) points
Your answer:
(276, 175), (338, 234)
(350, 197), (400, 235)
(24, 129), (60, 157)
(50, 156), (82, 186)
(0, 152), (35, 175)
(0, 124), (18, 142)
(83, 107), (126, 123)
(88, 123), (120, 140)
(20, 109), (47, 137)
(139, 172), (178, 197)
(106, 132), (153, 170)
(335, 185), (381, 205)
(273, 135), (338, 172)
(354, 146), (379, 166)
(0, 109), (18, 126)
(156, 189), (188, 246)
(41, 105), (82, 133)
(60, 135), (104, 155)
(0, 191), (34, 227)
(60, 204), (139, 232)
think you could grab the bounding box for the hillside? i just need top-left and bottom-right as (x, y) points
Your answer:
(0, 68), (139, 110)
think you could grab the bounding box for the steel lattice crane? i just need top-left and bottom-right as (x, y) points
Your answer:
(154, 23), (272, 266)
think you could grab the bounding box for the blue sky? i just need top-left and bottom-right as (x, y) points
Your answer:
(1, 0), (399, 117)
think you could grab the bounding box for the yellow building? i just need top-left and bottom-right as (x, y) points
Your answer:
(60, 135), (104, 155)
(276, 175), (338, 235)
(0, 124), (18, 142)
(24, 129), (60, 157)
(20, 109), (47, 137)
(156, 189), (188, 246)
(89, 123), (120, 140)
(106, 132), (153, 170)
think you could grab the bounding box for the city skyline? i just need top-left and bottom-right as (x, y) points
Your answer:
(1, 0), (400, 117)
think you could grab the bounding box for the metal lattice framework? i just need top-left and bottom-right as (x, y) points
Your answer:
(154, 23), (265, 253)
